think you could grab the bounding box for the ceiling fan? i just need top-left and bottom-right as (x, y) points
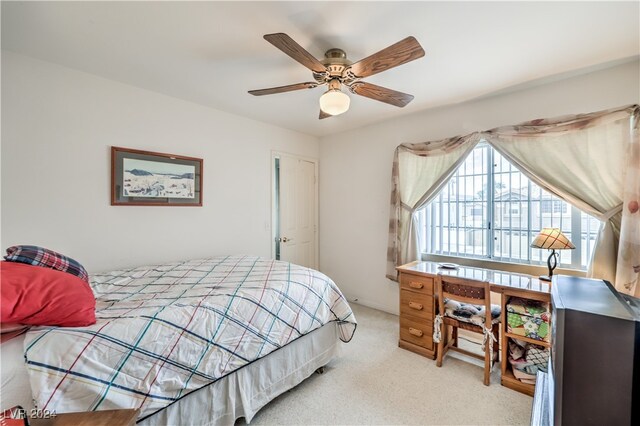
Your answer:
(248, 33), (425, 119)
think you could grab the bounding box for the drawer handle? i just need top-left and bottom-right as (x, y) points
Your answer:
(408, 301), (423, 310)
(409, 327), (423, 337)
(409, 281), (424, 289)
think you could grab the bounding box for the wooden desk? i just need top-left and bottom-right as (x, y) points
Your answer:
(397, 261), (551, 396)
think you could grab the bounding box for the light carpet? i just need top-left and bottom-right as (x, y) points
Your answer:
(246, 303), (532, 425)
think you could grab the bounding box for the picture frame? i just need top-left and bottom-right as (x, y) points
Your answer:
(111, 146), (203, 206)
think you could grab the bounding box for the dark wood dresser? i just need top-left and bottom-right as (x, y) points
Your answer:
(532, 276), (640, 425)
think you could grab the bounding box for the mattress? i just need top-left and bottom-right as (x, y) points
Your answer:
(22, 256), (356, 420)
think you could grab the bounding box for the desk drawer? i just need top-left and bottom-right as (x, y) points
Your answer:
(400, 273), (434, 295)
(400, 289), (433, 320)
(400, 316), (433, 349)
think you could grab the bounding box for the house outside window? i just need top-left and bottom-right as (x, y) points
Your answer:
(416, 143), (601, 269)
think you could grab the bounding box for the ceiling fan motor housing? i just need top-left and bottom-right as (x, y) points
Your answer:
(313, 48), (357, 85)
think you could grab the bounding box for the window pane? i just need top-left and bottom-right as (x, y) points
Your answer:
(420, 144), (489, 257)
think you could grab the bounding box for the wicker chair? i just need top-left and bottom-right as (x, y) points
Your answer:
(434, 275), (501, 386)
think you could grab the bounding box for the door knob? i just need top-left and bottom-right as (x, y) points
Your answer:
(278, 237), (291, 243)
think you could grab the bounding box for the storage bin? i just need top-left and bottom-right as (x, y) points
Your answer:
(506, 297), (550, 342)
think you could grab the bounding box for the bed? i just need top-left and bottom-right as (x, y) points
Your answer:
(10, 255), (356, 424)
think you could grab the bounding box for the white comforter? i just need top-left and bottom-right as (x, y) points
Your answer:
(24, 256), (356, 419)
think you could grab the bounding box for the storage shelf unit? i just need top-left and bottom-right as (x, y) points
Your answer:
(501, 292), (551, 396)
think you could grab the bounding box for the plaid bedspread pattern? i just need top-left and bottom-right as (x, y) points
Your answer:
(23, 256), (356, 419)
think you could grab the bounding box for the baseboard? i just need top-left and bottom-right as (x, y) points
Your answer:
(343, 293), (399, 316)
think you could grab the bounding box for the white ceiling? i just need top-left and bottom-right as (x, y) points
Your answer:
(2, 1), (639, 137)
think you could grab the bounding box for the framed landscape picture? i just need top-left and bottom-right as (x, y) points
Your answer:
(111, 147), (203, 206)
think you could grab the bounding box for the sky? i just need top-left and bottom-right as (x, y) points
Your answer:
(123, 158), (195, 175)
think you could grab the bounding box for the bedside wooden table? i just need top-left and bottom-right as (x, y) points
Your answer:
(29, 409), (138, 426)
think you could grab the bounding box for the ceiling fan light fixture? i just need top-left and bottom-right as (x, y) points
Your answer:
(319, 89), (350, 116)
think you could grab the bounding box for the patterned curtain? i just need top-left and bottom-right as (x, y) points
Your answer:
(386, 133), (480, 280)
(618, 109), (640, 295)
(387, 104), (640, 296)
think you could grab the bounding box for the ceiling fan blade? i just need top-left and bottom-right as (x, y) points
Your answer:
(248, 82), (318, 96)
(319, 110), (332, 120)
(347, 36), (425, 79)
(350, 82), (414, 107)
(264, 33), (327, 74)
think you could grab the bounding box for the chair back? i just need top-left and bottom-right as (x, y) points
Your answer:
(435, 274), (493, 328)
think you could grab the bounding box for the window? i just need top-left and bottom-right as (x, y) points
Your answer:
(416, 143), (601, 269)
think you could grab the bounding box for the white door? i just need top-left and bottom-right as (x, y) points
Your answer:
(276, 154), (317, 269)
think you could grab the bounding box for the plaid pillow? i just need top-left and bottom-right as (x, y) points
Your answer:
(4, 245), (89, 282)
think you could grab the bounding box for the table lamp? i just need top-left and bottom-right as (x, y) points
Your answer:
(531, 228), (575, 282)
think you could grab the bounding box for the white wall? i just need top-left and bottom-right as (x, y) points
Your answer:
(1, 51), (319, 272)
(318, 59), (640, 314)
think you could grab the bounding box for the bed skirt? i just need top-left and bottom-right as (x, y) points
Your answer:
(139, 322), (340, 425)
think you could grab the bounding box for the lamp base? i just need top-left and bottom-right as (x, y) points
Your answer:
(539, 275), (552, 282)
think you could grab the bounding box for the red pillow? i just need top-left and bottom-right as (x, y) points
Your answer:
(1, 262), (96, 327)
